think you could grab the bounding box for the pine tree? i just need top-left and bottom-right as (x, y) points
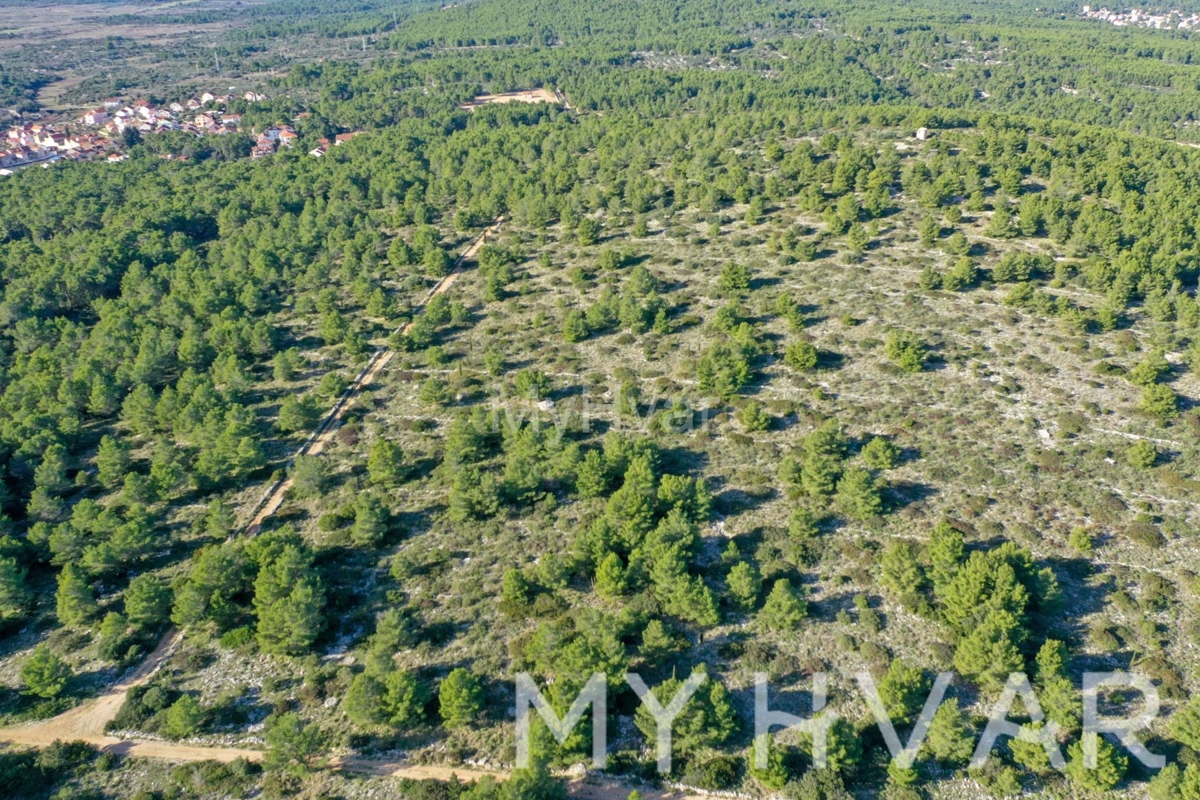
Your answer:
(205, 498), (237, 538)
(35, 443), (70, 495)
(878, 660), (931, 726)
(21, 644), (71, 698)
(924, 698), (975, 765)
(953, 609), (1025, 691)
(577, 218), (600, 246)
(367, 439), (406, 487)
(254, 546), (325, 656)
(918, 265), (943, 290)
(439, 668), (484, 729)
(749, 733), (790, 789)
(562, 309), (590, 343)
(942, 256), (976, 291)
(926, 521), (965, 594)
(95, 435), (132, 490)
(737, 401), (770, 432)
(745, 197), (765, 226)
(384, 670), (430, 726)
(605, 454), (658, 542)
(1129, 349), (1169, 386)
(1065, 738), (1126, 791)
(985, 202), (1017, 238)
(835, 467), (883, 520)
(97, 611), (131, 661)
(0, 555), (30, 623)
(364, 608), (415, 675)
(639, 619), (677, 662)
(818, 717), (863, 773)
(861, 437), (900, 470)
(56, 563), (96, 628)
(264, 712), (325, 774)
(1127, 439), (1158, 469)
(1034, 639), (1067, 682)
(1009, 722), (1055, 774)
(885, 331), (927, 372)
(726, 562), (762, 610)
(448, 465), (502, 522)
(595, 552), (627, 599)
(501, 760), (568, 800)
(164, 694), (206, 738)
(801, 452), (839, 499)
(172, 543), (250, 631)
(784, 341), (819, 371)
(633, 669), (737, 755)
(758, 579), (807, 631)
(1141, 383), (1178, 420)
(575, 450), (610, 498)
(919, 216), (940, 246)
(1169, 696), (1200, 751)
(846, 222), (869, 254)
(344, 672), (387, 726)
(880, 540), (927, 610)
(720, 263), (752, 293)
(352, 492), (389, 548)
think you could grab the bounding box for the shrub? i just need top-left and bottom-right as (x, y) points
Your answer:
(884, 331), (927, 372)
(21, 644), (70, 698)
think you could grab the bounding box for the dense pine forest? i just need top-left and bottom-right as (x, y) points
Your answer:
(3, 1), (1200, 799)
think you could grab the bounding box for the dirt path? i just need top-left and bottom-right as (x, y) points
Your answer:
(0, 627), (183, 748)
(0, 216), (706, 798)
(241, 216), (503, 535)
(333, 759), (702, 799)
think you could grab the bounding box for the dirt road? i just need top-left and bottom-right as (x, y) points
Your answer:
(333, 759), (702, 799)
(241, 216), (503, 535)
(0, 216), (707, 798)
(0, 627), (183, 748)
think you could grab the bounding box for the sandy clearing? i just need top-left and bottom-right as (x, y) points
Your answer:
(459, 88), (561, 110)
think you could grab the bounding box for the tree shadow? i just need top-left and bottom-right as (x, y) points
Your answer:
(656, 445), (710, 476)
(884, 480), (937, 512)
(816, 349), (845, 370)
(749, 276), (781, 291)
(711, 487), (775, 517)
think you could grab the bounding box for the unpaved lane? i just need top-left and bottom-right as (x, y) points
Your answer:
(0, 216), (709, 799)
(242, 217), (503, 534)
(0, 219), (507, 763)
(0, 628), (182, 747)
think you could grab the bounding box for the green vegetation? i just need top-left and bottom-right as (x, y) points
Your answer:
(2, 0), (1200, 797)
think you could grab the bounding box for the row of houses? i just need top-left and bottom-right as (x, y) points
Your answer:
(1, 123), (114, 169)
(81, 95), (257, 139)
(3, 88), (364, 171)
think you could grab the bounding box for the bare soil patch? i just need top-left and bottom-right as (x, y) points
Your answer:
(460, 88), (561, 110)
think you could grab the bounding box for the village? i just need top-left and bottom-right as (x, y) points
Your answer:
(1079, 5), (1200, 29)
(0, 89), (363, 174)
(0, 83), (565, 174)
